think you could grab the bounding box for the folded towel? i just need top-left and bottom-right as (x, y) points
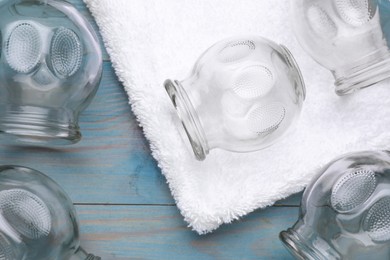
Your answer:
(84, 0), (390, 234)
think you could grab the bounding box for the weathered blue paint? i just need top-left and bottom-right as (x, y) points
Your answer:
(77, 205), (298, 259)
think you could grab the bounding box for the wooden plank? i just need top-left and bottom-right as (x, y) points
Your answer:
(0, 62), (171, 204)
(77, 205), (298, 259)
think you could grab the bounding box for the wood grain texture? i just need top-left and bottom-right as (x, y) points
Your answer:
(0, 62), (172, 205)
(0, 0), (303, 259)
(77, 205), (298, 259)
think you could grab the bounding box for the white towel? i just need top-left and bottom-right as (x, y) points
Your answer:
(84, 0), (390, 234)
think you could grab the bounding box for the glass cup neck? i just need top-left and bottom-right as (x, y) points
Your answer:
(333, 47), (390, 95)
(0, 104), (81, 145)
(280, 225), (341, 260)
(164, 79), (209, 160)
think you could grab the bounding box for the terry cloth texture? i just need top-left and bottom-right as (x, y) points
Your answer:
(84, 0), (390, 234)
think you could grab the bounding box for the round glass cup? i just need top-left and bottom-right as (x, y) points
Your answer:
(0, 0), (102, 145)
(281, 150), (390, 259)
(0, 165), (100, 260)
(291, 0), (390, 95)
(164, 35), (305, 160)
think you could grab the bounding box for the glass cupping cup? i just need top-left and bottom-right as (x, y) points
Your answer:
(281, 151), (390, 259)
(0, 165), (100, 260)
(0, 0), (102, 145)
(291, 0), (390, 95)
(164, 36), (305, 160)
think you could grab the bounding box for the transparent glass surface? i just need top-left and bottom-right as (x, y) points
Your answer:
(0, 165), (100, 260)
(0, 0), (102, 145)
(291, 0), (390, 95)
(164, 36), (305, 160)
(280, 150), (390, 260)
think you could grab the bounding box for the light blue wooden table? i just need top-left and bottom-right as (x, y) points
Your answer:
(0, 1), (303, 259)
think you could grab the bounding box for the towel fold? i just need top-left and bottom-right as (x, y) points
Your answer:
(84, 0), (390, 234)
